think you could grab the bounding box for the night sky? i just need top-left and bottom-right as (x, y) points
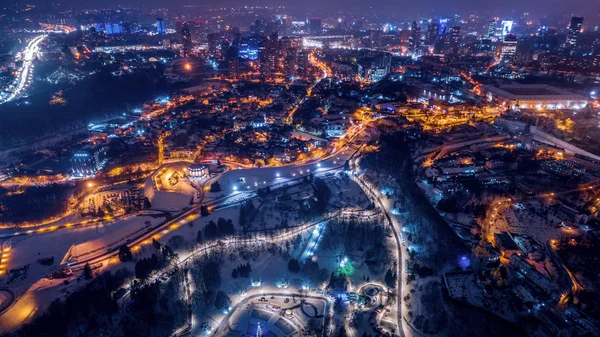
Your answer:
(13, 0), (600, 18)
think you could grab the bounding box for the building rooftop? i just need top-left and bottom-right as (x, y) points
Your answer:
(494, 232), (520, 251)
(485, 84), (587, 101)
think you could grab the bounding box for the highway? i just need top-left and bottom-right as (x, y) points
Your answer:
(0, 34), (46, 105)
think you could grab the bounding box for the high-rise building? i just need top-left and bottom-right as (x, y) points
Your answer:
(566, 16), (584, 47)
(501, 20), (514, 37)
(420, 18), (430, 40)
(487, 20), (497, 38)
(409, 21), (421, 54)
(104, 23), (122, 35)
(310, 18), (322, 35)
(226, 46), (239, 79)
(285, 47), (297, 79)
(259, 48), (276, 80)
(438, 18), (448, 36)
(375, 54), (392, 74)
(156, 18), (166, 34)
(370, 54), (391, 82)
(297, 49), (309, 78)
(449, 25), (461, 53)
(501, 34), (518, 62)
(426, 22), (439, 45)
(181, 25), (193, 57)
(259, 34), (278, 80)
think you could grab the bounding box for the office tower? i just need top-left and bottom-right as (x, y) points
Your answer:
(501, 34), (518, 62)
(420, 18), (430, 40)
(156, 18), (166, 34)
(438, 18), (448, 36)
(501, 20), (514, 37)
(409, 21), (421, 54)
(259, 48), (275, 80)
(449, 25), (461, 53)
(566, 16), (584, 47)
(426, 22), (439, 44)
(181, 25), (193, 57)
(375, 54), (392, 74)
(297, 49), (309, 77)
(259, 34), (278, 80)
(285, 47), (297, 79)
(487, 20), (497, 38)
(112, 23), (122, 34)
(226, 46), (239, 79)
(310, 18), (322, 34)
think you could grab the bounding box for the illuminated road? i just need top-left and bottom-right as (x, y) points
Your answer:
(0, 35), (47, 104)
(0, 34), (46, 105)
(350, 174), (406, 337)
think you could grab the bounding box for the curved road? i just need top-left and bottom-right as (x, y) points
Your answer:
(211, 293), (331, 337)
(0, 34), (46, 105)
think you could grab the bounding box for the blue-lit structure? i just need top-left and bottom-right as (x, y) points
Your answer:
(438, 18), (448, 36)
(71, 145), (108, 177)
(156, 18), (166, 34)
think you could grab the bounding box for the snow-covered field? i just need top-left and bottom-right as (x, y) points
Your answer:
(0, 136), (367, 333)
(2, 216), (164, 294)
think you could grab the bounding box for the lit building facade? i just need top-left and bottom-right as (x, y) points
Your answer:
(188, 164), (209, 178)
(484, 84), (588, 110)
(71, 145), (108, 177)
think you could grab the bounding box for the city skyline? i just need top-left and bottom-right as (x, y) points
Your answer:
(0, 1), (600, 337)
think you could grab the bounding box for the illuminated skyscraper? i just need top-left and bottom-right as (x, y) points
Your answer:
(226, 46), (239, 79)
(487, 20), (497, 38)
(501, 34), (518, 62)
(566, 16), (584, 47)
(285, 47), (297, 79)
(409, 21), (421, 54)
(259, 34), (278, 80)
(449, 25), (461, 54)
(426, 22), (439, 44)
(297, 49), (309, 77)
(156, 18), (166, 34)
(501, 20), (514, 37)
(438, 18), (448, 36)
(181, 25), (193, 57)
